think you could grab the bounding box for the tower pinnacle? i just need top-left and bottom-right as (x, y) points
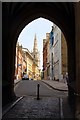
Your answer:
(34, 33), (37, 40)
(33, 33), (38, 52)
(32, 34), (40, 68)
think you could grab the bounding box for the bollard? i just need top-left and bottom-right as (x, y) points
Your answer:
(37, 84), (40, 100)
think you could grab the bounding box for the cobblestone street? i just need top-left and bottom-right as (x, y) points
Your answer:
(3, 96), (60, 119)
(2, 80), (74, 119)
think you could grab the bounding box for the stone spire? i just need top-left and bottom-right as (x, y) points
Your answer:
(33, 34), (38, 53)
(32, 34), (40, 68)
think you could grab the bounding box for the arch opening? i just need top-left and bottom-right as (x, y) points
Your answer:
(2, 3), (75, 114)
(14, 17), (68, 99)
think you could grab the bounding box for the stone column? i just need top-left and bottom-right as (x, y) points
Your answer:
(2, 11), (16, 106)
(67, 36), (76, 116)
(75, 3), (80, 119)
(66, 14), (76, 116)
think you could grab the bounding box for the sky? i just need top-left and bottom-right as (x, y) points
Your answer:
(18, 17), (53, 70)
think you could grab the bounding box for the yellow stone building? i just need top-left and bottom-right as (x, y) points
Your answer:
(32, 62), (41, 80)
(23, 48), (33, 79)
(23, 48), (41, 80)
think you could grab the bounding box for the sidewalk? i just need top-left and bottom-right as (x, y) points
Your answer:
(14, 79), (21, 85)
(41, 80), (68, 91)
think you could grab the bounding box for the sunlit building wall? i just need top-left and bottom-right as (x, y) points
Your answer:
(32, 62), (41, 80)
(61, 32), (68, 80)
(15, 42), (23, 79)
(43, 39), (47, 80)
(23, 48), (41, 80)
(46, 33), (50, 80)
(22, 48), (34, 79)
(43, 33), (50, 80)
(53, 25), (62, 81)
(22, 51), (27, 75)
(15, 43), (18, 79)
(50, 26), (54, 80)
(53, 25), (68, 81)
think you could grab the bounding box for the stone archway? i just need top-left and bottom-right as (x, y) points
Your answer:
(2, 2), (76, 114)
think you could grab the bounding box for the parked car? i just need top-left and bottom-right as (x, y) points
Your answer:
(29, 78), (33, 80)
(29, 78), (31, 80)
(22, 74), (29, 80)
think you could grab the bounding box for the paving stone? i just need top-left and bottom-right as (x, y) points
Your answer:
(3, 96), (60, 119)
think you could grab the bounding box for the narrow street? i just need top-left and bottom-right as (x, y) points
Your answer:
(2, 80), (74, 119)
(14, 80), (68, 98)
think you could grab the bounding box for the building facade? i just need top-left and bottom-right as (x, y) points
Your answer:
(43, 33), (50, 80)
(50, 26), (54, 80)
(46, 33), (50, 80)
(61, 32), (68, 80)
(43, 39), (47, 80)
(43, 25), (68, 82)
(22, 51), (27, 75)
(15, 42), (23, 79)
(22, 48), (33, 79)
(53, 25), (68, 81)
(53, 25), (62, 81)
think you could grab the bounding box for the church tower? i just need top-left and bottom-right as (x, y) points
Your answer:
(32, 34), (40, 68)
